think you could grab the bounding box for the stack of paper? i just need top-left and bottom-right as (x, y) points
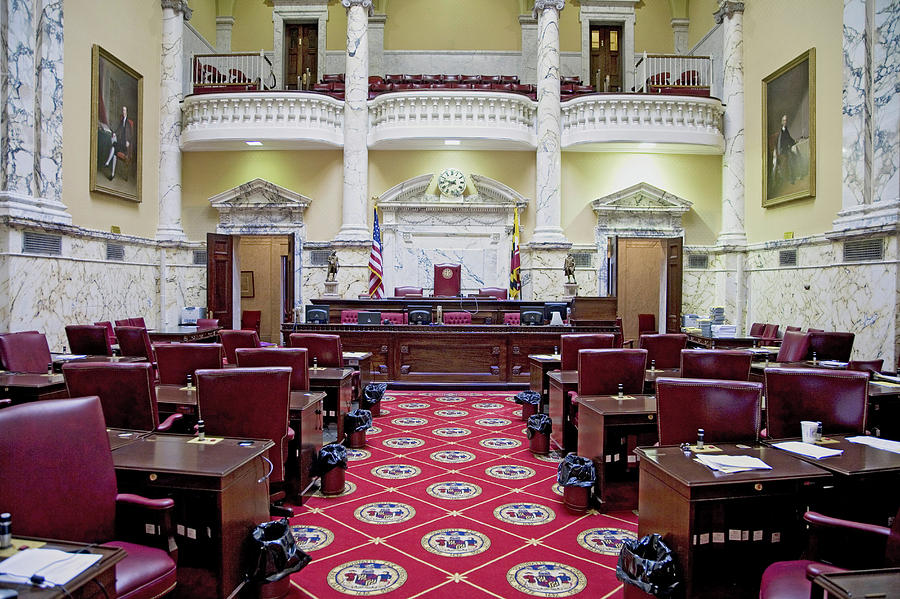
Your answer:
(819, 360), (848, 367)
(695, 454), (772, 473)
(845, 436), (900, 455)
(682, 314), (700, 328)
(711, 324), (737, 338)
(772, 441), (844, 459)
(0, 548), (102, 587)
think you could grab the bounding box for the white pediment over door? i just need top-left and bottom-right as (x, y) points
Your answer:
(209, 178), (311, 235)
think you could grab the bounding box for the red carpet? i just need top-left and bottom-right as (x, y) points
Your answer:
(285, 390), (637, 598)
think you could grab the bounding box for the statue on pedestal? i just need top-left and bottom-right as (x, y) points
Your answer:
(326, 251), (339, 282)
(564, 253), (576, 284)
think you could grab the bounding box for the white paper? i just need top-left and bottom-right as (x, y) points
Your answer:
(819, 360), (848, 367)
(54, 354), (87, 360)
(845, 435), (900, 455)
(695, 454), (772, 473)
(772, 441), (844, 459)
(0, 548), (102, 587)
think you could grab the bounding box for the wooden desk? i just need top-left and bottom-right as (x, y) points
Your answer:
(575, 394), (657, 511)
(0, 538), (125, 599)
(309, 367), (353, 441)
(686, 333), (767, 349)
(630, 444), (830, 599)
(0, 373), (67, 404)
(548, 370), (578, 452)
(154, 385), (326, 420)
(528, 354), (559, 409)
(343, 351), (373, 390)
(148, 326), (221, 343)
(111, 433), (273, 599)
(644, 367), (679, 393)
(107, 428), (151, 450)
(52, 354), (144, 372)
(813, 568), (900, 599)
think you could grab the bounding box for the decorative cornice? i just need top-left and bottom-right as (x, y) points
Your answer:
(533, 0), (564, 17)
(161, 0), (192, 20)
(209, 178), (311, 209)
(713, 1), (744, 24)
(592, 182), (692, 214)
(341, 0), (375, 16)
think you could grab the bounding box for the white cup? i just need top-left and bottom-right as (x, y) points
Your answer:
(800, 421), (818, 444)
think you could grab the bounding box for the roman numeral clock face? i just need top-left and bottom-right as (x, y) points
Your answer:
(438, 169), (466, 197)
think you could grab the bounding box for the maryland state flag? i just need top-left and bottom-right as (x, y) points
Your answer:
(509, 208), (521, 299)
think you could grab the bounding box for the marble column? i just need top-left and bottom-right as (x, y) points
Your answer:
(872, 0), (898, 206)
(714, 1), (746, 247)
(157, 0), (191, 241)
(215, 16), (234, 53)
(532, 0), (567, 246)
(335, 0), (372, 243)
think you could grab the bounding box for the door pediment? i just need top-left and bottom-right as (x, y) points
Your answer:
(592, 182), (692, 215)
(209, 178), (311, 235)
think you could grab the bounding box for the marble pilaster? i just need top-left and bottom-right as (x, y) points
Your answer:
(157, 0), (191, 241)
(522, 246), (571, 301)
(336, 0), (372, 243)
(532, 0), (567, 246)
(714, 1), (746, 247)
(1, 0), (35, 200)
(215, 16), (234, 53)
(671, 18), (690, 55)
(368, 13), (386, 83)
(36, 0), (64, 205)
(519, 15), (538, 86)
(841, 0), (869, 213)
(873, 0), (899, 205)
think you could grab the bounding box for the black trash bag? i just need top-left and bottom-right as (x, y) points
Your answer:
(249, 518), (311, 583)
(363, 382), (388, 404)
(557, 454), (596, 487)
(514, 390), (541, 406)
(616, 533), (680, 597)
(312, 443), (348, 477)
(345, 408), (373, 432)
(526, 414), (552, 439)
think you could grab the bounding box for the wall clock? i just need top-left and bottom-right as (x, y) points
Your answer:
(437, 168), (466, 197)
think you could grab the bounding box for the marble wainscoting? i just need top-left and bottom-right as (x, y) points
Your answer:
(682, 250), (725, 318)
(522, 245), (571, 301)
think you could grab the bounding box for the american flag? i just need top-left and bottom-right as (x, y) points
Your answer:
(368, 208), (385, 298)
(509, 208), (521, 299)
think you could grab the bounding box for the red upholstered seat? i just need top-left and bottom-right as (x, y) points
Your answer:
(478, 287), (508, 299)
(749, 322), (766, 337)
(761, 323), (780, 341)
(560, 333), (615, 371)
(241, 309), (261, 334)
(129, 317), (146, 328)
(0, 397), (177, 599)
(639, 333), (687, 369)
(785, 325), (801, 332)
(219, 329), (261, 364)
(764, 367), (868, 439)
(115, 326), (156, 365)
(288, 333), (342, 366)
(679, 349), (752, 381)
(0, 331), (52, 373)
(443, 312), (472, 325)
(196, 317), (219, 328)
(503, 312), (520, 325)
(63, 361), (179, 431)
(638, 313), (656, 336)
(776, 331), (810, 362)
(656, 377), (762, 445)
(65, 324), (112, 356)
(807, 331), (855, 361)
(382, 312), (407, 324)
(155, 342), (223, 385)
(95, 320), (117, 347)
(235, 347), (310, 391)
(433, 263), (461, 296)
(394, 286), (424, 297)
(577, 349), (647, 396)
(341, 310), (360, 324)
(847, 359), (883, 375)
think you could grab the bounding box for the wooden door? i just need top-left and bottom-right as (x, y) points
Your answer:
(286, 23), (317, 90)
(590, 25), (623, 91)
(207, 233), (233, 329)
(616, 238), (663, 343)
(665, 238), (683, 333)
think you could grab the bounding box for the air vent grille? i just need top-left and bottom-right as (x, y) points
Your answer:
(843, 237), (883, 262)
(571, 252), (592, 268)
(22, 231), (62, 255)
(309, 249), (331, 266)
(106, 243), (125, 261)
(687, 254), (709, 269)
(193, 250), (207, 265)
(779, 249), (798, 267)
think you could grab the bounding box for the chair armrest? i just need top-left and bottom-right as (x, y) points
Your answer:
(0, 399), (10, 407)
(804, 562), (846, 581)
(803, 511), (891, 568)
(115, 494), (178, 558)
(287, 426), (295, 441)
(568, 390), (579, 401)
(156, 412), (183, 432)
(117, 494), (174, 510)
(804, 511), (891, 538)
(623, 339), (635, 348)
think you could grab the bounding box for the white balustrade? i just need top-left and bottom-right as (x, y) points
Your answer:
(191, 52), (274, 93)
(633, 53), (713, 92)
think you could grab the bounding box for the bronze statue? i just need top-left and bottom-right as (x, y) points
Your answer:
(326, 250), (339, 282)
(564, 253), (576, 284)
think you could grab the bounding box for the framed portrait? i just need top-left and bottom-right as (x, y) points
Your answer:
(240, 271), (255, 298)
(90, 45), (143, 202)
(762, 48), (816, 207)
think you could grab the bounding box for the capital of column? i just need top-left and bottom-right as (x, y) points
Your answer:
(341, 0), (374, 16)
(533, 0), (564, 17)
(161, 0), (192, 20)
(713, 1), (743, 24)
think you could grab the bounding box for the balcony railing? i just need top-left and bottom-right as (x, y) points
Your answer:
(190, 52), (275, 95)
(633, 53), (713, 96)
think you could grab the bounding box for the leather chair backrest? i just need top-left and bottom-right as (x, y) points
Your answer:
(847, 359), (883, 376)
(638, 313), (656, 334)
(219, 329), (261, 364)
(785, 325), (801, 332)
(503, 312), (520, 325)
(288, 333), (342, 367)
(656, 378), (762, 445)
(433, 263), (461, 296)
(155, 342), (223, 385)
(341, 310), (359, 324)
(115, 319), (130, 327)
(394, 286), (423, 297)
(65, 324), (112, 356)
(776, 331), (811, 362)
(639, 334), (688, 369)
(680, 349), (752, 381)
(114, 326), (154, 361)
(382, 312), (407, 325)
(577, 349), (648, 395)
(0, 396), (117, 543)
(196, 318), (220, 329)
(241, 310), (261, 332)
(479, 287), (508, 300)
(94, 321), (117, 346)
(443, 312), (472, 325)
(63, 362), (160, 431)
(129, 317), (146, 328)
(764, 367), (869, 439)
(196, 367), (292, 483)
(0, 331), (52, 373)
(235, 347), (309, 391)
(762, 323), (780, 339)
(807, 331), (855, 362)
(560, 333), (615, 371)
(808, 328), (824, 333)
(749, 322), (765, 337)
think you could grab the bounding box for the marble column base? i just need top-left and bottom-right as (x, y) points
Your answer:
(156, 223), (188, 242)
(334, 224), (371, 243)
(716, 230), (747, 247)
(832, 200), (900, 233)
(0, 192), (72, 225)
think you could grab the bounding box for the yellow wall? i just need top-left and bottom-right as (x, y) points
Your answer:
(231, 0), (273, 52)
(634, 0), (676, 55)
(326, 4), (348, 52)
(688, 0), (718, 49)
(188, 0), (217, 46)
(743, 0), (842, 242)
(383, 0), (521, 51)
(63, 0), (162, 237)
(559, 1), (582, 53)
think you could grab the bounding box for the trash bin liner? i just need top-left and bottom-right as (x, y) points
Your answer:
(526, 414), (552, 439)
(345, 409), (373, 432)
(364, 383), (388, 404)
(616, 533), (680, 597)
(514, 390), (541, 406)
(312, 443), (347, 477)
(557, 454), (596, 487)
(249, 518), (312, 583)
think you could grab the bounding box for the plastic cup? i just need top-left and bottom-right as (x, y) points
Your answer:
(800, 421), (818, 443)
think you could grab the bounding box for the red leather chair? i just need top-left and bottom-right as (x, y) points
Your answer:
(503, 312), (520, 325)
(62, 362), (180, 431)
(656, 377), (762, 445)
(785, 325), (801, 332)
(638, 313), (656, 336)
(382, 312), (407, 324)
(115, 326), (156, 365)
(807, 331), (855, 361)
(115, 319), (131, 327)
(0, 331), (52, 373)
(235, 347), (310, 391)
(764, 368), (869, 439)
(478, 287), (508, 299)
(808, 328), (824, 333)
(749, 322), (766, 337)
(65, 324), (112, 356)
(129, 317), (146, 328)
(341, 310), (360, 324)
(196, 318), (220, 329)
(288, 333), (342, 366)
(95, 320), (117, 347)
(219, 329), (261, 364)
(394, 286), (423, 297)
(0, 397), (177, 599)
(639, 333), (688, 369)
(776, 331), (811, 362)
(433, 263), (461, 296)
(679, 349), (752, 381)
(560, 333), (615, 370)
(155, 342), (223, 385)
(761, 323), (780, 341)
(241, 310), (262, 334)
(847, 359), (883, 376)
(576, 349), (648, 396)
(443, 311), (472, 325)
(759, 506), (900, 599)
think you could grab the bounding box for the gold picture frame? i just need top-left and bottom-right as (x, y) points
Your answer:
(90, 45), (143, 202)
(240, 271), (255, 298)
(762, 48), (816, 207)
